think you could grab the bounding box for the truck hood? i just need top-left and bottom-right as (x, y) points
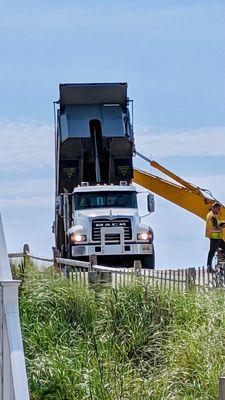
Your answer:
(75, 208), (139, 219)
(70, 208), (152, 240)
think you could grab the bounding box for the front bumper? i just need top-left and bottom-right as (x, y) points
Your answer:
(71, 243), (153, 257)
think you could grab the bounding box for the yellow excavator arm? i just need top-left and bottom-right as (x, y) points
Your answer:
(133, 152), (225, 224)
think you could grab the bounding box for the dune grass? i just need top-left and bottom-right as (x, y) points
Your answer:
(19, 269), (225, 399)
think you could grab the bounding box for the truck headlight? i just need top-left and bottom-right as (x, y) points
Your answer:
(137, 231), (153, 241)
(70, 234), (87, 243)
(137, 232), (148, 240)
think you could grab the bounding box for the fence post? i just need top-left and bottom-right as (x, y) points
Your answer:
(219, 377), (225, 399)
(52, 247), (61, 270)
(88, 271), (97, 284)
(89, 255), (97, 270)
(187, 268), (196, 289)
(22, 244), (30, 277)
(133, 260), (142, 276)
(88, 255), (97, 284)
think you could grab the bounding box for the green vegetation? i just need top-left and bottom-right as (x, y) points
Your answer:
(19, 270), (225, 400)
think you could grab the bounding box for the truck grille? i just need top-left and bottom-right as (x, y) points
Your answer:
(105, 234), (121, 244)
(92, 218), (132, 243)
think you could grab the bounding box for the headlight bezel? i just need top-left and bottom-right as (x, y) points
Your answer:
(70, 233), (87, 243)
(137, 231), (153, 242)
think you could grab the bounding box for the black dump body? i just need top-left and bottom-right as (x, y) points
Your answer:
(56, 83), (134, 193)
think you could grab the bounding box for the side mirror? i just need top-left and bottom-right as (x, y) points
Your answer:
(147, 193), (155, 213)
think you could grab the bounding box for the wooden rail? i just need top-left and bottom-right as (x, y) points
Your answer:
(9, 247), (225, 291)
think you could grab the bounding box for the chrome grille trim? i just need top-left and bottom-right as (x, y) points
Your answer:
(92, 218), (132, 242)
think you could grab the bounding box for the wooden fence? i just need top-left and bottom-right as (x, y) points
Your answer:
(8, 246), (225, 291)
(55, 265), (225, 291)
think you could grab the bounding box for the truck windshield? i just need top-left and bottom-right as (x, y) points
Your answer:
(74, 191), (137, 210)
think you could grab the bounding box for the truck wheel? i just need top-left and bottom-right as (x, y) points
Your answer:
(142, 249), (155, 269)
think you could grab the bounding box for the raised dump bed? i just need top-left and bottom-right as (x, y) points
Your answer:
(56, 82), (134, 193)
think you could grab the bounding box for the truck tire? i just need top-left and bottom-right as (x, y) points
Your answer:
(142, 248), (155, 269)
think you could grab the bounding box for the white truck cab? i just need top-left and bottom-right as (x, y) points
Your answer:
(67, 183), (155, 268)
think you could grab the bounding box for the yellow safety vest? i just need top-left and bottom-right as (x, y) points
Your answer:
(205, 211), (222, 239)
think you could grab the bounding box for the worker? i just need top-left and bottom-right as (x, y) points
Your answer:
(206, 202), (225, 272)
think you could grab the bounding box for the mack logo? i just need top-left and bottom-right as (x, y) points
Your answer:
(95, 222), (127, 228)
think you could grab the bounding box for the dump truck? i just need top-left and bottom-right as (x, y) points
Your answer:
(53, 83), (155, 268)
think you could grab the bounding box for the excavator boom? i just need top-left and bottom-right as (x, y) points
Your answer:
(135, 150), (202, 195)
(133, 154), (225, 223)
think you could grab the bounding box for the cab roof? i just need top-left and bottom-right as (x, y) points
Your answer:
(72, 184), (136, 193)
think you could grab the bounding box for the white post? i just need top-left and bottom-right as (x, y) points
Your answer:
(0, 215), (12, 281)
(0, 214), (30, 400)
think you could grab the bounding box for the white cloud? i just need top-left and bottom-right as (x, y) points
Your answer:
(1, 120), (224, 177)
(136, 126), (225, 158)
(0, 177), (54, 209)
(0, 178), (54, 197)
(0, 196), (53, 209)
(0, 120), (54, 172)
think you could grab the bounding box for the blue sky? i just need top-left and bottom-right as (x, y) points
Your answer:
(0, 0), (225, 267)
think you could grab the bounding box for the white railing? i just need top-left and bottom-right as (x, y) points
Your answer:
(0, 214), (29, 400)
